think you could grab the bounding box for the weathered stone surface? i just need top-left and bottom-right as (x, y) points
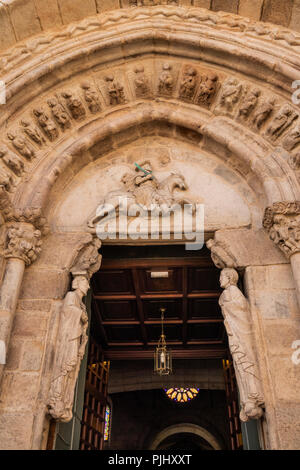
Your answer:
(0, 3), (16, 50)
(193, 0), (211, 7)
(211, 0), (239, 13)
(33, 0), (62, 30)
(0, 371), (40, 409)
(261, 0), (294, 26)
(238, 0), (264, 20)
(0, 411), (34, 449)
(19, 340), (44, 371)
(290, 0), (300, 32)
(95, 0), (120, 12)
(58, 0), (97, 24)
(4, 0), (41, 41)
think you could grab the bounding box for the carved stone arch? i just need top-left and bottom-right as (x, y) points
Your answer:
(1, 3), (300, 451)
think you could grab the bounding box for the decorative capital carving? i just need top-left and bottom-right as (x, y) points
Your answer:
(3, 222), (42, 265)
(263, 201), (300, 258)
(71, 236), (102, 279)
(2, 207), (48, 265)
(206, 238), (237, 269)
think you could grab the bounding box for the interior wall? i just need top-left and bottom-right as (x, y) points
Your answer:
(106, 388), (229, 450)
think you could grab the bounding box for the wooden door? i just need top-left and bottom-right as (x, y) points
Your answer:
(223, 355), (243, 450)
(79, 338), (110, 450)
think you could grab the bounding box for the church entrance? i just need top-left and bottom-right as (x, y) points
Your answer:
(50, 244), (262, 450)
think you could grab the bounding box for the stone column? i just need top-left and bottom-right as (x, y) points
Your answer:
(263, 201), (300, 308)
(0, 209), (48, 385)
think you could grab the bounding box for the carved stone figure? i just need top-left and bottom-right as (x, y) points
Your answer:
(289, 152), (300, 170)
(266, 105), (298, 140)
(219, 268), (264, 422)
(179, 67), (198, 100)
(158, 63), (174, 96)
(48, 98), (71, 131)
(48, 275), (90, 422)
(206, 238), (237, 269)
(263, 202), (300, 258)
(134, 65), (150, 97)
(20, 120), (46, 146)
(81, 82), (101, 114)
(88, 161), (192, 228)
(62, 90), (86, 120)
(252, 98), (275, 129)
(216, 77), (242, 114)
(238, 88), (261, 119)
(282, 123), (300, 151)
(3, 222), (42, 265)
(196, 72), (219, 106)
(7, 133), (35, 160)
(0, 168), (13, 192)
(33, 108), (59, 141)
(0, 146), (24, 176)
(105, 75), (126, 105)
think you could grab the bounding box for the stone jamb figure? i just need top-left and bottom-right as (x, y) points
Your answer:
(219, 268), (264, 422)
(48, 275), (90, 422)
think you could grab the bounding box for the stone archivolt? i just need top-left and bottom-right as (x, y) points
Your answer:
(1, 59), (299, 201)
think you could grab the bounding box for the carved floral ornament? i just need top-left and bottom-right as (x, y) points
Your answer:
(263, 202), (300, 258)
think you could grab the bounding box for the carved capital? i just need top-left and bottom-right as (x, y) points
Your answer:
(2, 208), (48, 265)
(71, 236), (102, 279)
(3, 222), (42, 265)
(263, 201), (300, 258)
(206, 238), (237, 269)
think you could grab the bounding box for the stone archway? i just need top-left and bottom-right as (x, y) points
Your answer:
(0, 3), (300, 450)
(149, 423), (223, 450)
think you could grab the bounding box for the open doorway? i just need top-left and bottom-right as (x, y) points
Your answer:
(51, 244), (260, 450)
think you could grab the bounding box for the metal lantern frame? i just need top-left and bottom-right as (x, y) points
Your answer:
(154, 308), (172, 376)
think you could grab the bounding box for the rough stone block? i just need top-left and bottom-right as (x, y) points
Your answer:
(238, 0), (264, 20)
(0, 412), (34, 450)
(20, 340), (44, 371)
(13, 313), (48, 338)
(275, 402), (300, 449)
(33, 0), (62, 30)
(289, 0), (300, 32)
(5, 338), (23, 370)
(0, 3), (16, 50)
(20, 269), (69, 300)
(58, 0), (97, 24)
(261, 0), (293, 27)
(95, 0), (120, 12)
(211, 0), (238, 14)
(0, 371), (40, 409)
(193, 0), (211, 8)
(5, 0), (42, 41)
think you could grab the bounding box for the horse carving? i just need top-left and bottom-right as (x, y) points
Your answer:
(88, 162), (193, 230)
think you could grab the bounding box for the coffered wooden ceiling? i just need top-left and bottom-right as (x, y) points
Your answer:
(90, 246), (227, 360)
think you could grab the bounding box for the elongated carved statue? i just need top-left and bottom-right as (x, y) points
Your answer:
(48, 275), (90, 422)
(219, 268), (264, 422)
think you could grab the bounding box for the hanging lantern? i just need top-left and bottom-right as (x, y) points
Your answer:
(154, 308), (172, 376)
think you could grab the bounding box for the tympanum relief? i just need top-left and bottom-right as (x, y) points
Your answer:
(88, 160), (193, 231)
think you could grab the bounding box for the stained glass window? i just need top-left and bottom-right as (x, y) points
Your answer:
(104, 405), (111, 441)
(164, 387), (200, 403)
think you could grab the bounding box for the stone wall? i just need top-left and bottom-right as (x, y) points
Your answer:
(1, 0), (300, 53)
(245, 264), (300, 450)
